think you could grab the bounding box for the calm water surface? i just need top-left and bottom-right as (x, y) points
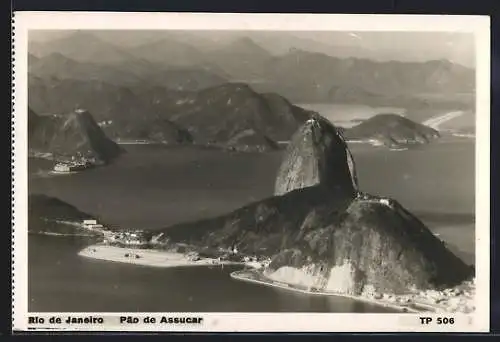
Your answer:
(29, 235), (395, 312)
(28, 139), (475, 312)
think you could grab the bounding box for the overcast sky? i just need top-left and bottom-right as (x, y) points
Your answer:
(30, 30), (475, 68)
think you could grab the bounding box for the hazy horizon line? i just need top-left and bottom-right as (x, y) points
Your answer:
(28, 29), (475, 68)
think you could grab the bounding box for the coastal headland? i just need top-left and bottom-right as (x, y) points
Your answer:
(52, 117), (474, 314)
(77, 244), (475, 314)
(79, 244), (245, 268)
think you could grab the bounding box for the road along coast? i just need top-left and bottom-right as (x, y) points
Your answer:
(422, 111), (465, 130)
(230, 269), (475, 314)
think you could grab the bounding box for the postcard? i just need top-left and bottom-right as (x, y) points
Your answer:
(12, 12), (490, 332)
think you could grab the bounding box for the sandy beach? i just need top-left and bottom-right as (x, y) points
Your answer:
(79, 244), (475, 313)
(78, 244), (243, 268)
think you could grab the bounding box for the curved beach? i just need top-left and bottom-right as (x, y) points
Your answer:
(78, 244), (242, 268)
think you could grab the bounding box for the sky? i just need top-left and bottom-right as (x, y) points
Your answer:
(29, 30), (475, 68)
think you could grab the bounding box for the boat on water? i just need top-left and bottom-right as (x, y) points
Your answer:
(53, 161), (95, 173)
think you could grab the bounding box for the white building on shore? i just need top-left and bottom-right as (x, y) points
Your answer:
(54, 163), (71, 172)
(82, 219), (105, 231)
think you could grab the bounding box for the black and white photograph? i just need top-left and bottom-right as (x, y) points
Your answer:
(12, 12), (490, 332)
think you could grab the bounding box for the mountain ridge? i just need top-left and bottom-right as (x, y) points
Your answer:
(28, 32), (474, 106)
(28, 79), (316, 150)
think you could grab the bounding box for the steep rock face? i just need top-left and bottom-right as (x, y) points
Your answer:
(158, 188), (472, 293)
(159, 118), (472, 295)
(266, 195), (472, 294)
(274, 115), (358, 196)
(344, 114), (440, 147)
(28, 108), (122, 163)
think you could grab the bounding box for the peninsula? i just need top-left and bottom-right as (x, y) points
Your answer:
(31, 116), (475, 313)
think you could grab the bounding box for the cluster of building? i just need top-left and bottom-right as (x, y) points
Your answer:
(80, 219), (151, 247)
(355, 192), (393, 207)
(81, 219), (273, 268)
(104, 230), (151, 246)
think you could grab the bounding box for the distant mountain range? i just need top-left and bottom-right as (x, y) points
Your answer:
(27, 31), (470, 154)
(28, 31), (475, 107)
(28, 79), (316, 152)
(29, 30), (475, 68)
(29, 75), (444, 152)
(28, 52), (228, 90)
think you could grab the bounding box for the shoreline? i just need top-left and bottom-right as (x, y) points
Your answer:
(29, 231), (97, 238)
(72, 244), (475, 314)
(78, 244), (244, 268)
(78, 245), (424, 313)
(229, 271), (420, 313)
(49, 170), (79, 176)
(230, 270), (475, 314)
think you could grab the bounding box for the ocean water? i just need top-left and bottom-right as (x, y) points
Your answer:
(28, 139), (475, 312)
(349, 140), (475, 265)
(28, 235), (394, 313)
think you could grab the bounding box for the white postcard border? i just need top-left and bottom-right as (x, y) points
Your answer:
(12, 12), (491, 332)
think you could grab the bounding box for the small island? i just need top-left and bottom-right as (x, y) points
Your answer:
(341, 113), (440, 149)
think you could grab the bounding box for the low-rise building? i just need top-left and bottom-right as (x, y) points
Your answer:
(54, 163), (71, 172)
(83, 219), (98, 225)
(380, 199), (391, 206)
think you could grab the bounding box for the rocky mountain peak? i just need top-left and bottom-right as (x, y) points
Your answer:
(28, 107), (122, 163)
(274, 115), (359, 197)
